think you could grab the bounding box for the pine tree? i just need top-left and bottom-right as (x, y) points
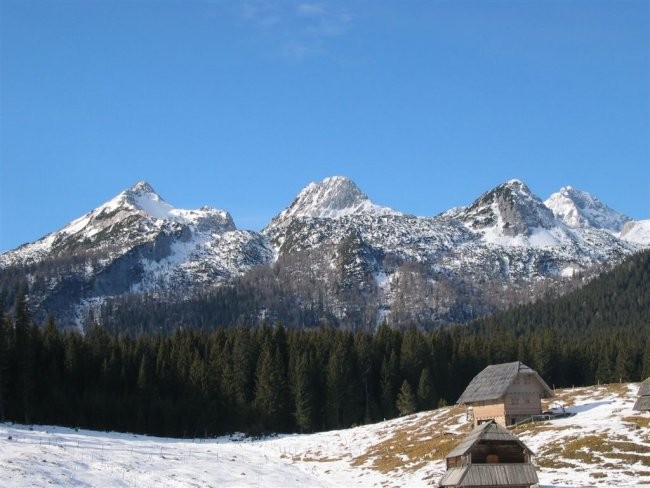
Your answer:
(253, 343), (290, 432)
(400, 326), (427, 389)
(643, 341), (650, 379)
(396, 380), (416, 416)
(416, 367), (436, 410)
(325, 333), (360, 429)
(0, 311), (9, 421)
(292, 351), (315, 433)
(354, 332), (375, 423)
(380, 350), (399, 419)
(12, 292), (34, 424)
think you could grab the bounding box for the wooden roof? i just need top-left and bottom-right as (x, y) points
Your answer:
(638, 377), (650, 397)
(634, 396), (650, 411)
(457, 361), (553, 404)
(439, 464), (538, 487)
(445, 420), (534, 459)
(634, 378), (650, 411)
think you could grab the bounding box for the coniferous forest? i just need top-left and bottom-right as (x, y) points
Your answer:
(0, 250), (648, 438)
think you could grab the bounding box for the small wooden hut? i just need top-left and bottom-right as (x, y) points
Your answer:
(457, 361), (553, 427)
(438, 420), (539, 488)
(634, 378), (650, 411)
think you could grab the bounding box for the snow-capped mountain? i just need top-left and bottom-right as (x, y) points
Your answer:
(453, 179), (573, 248)
(1, 177), (647, 329)
(457, 179), (556, 235)
(261, 177), (643, 327)
(620, 219), (650, 245)
(545, 185), (631, 232)
(2, 181), (237, 266)
(268, 176), (401, 227)
(0, 181), (272, 325)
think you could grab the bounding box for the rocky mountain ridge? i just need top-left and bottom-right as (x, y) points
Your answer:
(1, 177), (648, 329)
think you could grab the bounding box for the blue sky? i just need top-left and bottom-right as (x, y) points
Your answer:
(1, 0), (648, 252)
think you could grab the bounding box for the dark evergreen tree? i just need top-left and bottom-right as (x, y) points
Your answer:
(0, 310), (9, 421)
(416, 367), (436, 411)
(396, 380), (416, 416)
(291, 350), (316, 433)
(399, 325), (428, 390)
(379, 350), (399, 419)
(325, 333), (360, 429)
(253, 342), (290, 432)
(12, 292), (34, 424)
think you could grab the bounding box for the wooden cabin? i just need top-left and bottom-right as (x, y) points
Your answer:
(457, 361), (553, 427)
(438, 420), (539, 488)
(634, 378), (650, 411)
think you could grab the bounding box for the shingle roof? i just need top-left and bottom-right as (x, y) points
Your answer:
(439, 463), (539, 487)
(638, 377), (650, 397)
(634, 378), (650, 411)
(456, 361), (553, 404)
(634, 396), (650, 411)
(445, 420), (533, 459)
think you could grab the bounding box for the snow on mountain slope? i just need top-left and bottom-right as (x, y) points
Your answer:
(1, 383), (646, 487)
(455, 179), (560, 245)
(261, 178), (639, 327)
(0, 182), (272, 325)
(620, 219), (650, 246)
(0, 181), (236, 267)
(266, 176), (401, 230)
(545, 186), (631, 232)
(1, 177), (646, 329)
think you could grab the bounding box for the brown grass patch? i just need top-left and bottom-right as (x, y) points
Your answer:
(536, 432), (650, 469)
(544, 383), (632, 409)
(624, 415), (650, 430)
(350, 406), (471, 474)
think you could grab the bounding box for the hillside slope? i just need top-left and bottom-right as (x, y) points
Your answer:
(1, 383), (647, 487)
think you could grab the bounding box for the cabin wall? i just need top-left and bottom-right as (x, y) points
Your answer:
(503, 373), (546, 417)
(472, 401), (506, 426)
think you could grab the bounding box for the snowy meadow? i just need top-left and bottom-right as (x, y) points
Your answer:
(1, 383), (648, 487)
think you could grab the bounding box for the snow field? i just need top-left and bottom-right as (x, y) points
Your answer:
(1, 383), (649, 487)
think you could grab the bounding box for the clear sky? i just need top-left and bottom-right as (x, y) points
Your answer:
(1, 0), (649, 252)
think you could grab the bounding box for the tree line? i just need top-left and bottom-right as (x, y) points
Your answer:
(0, 250), (648, 438)
(0, 298), (647, 438)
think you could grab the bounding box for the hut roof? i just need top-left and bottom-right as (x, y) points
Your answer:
(638, 377), (650, 397)
(634, 379), (650, 411)
(445, 420), (534, 460)
(634, 396), (650, 411)
(457, 361), (553, 404)
(439, 464), (538, 487)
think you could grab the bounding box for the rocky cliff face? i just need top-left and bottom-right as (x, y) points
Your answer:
(1, 177), (647, 329)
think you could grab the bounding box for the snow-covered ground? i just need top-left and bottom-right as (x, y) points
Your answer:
(1, 383), (648, 487)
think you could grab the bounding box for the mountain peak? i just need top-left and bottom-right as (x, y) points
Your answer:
(457, 179), (556, 239)
(119, 181), (171, 217)
(59, 181), (236, 243)
(269, 176), (401, 226)
(545, 186), (630, 232)
(505, 178), (526, 188)
(127, 180), (156, 195)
